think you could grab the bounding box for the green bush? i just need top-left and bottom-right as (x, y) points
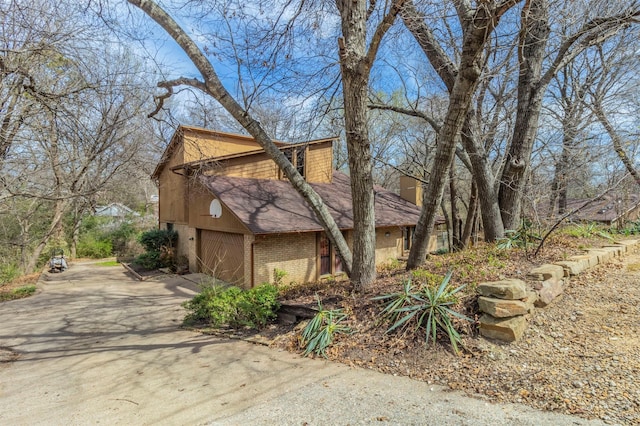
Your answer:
(182, 283), (280, 329)
(300, 298), (351, 358)
(0, 264), (20, 285)
(109, 222), (139, 255)
(133, 251), (162, 270)
(77, 236), (113, 258)
(139, 229), (177, 252)
(373, 271), (471, 354)
(132, 229), (178, 269)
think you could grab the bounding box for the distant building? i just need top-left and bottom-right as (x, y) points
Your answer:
(94, 203), (140, 219)
(546, 193), (640, 226)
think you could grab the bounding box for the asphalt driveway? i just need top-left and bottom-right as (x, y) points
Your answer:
(0, 261), (604, 425)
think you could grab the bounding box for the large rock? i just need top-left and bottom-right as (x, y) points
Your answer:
(527, 264), (565, 282)
(554, 260), (587, 276)
(478, 297), (532, 318)
(568, 254), (599, 268)
(614, 239), (639, 253)
(587, 248), (614, 264)
(602, 245), (624, 257)
(534, 279), (564, 308)
(479, 314), (528, 342)
(477, 279), (527, 300)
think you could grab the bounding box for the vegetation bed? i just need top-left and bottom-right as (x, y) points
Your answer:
(264, 233), (639, 425)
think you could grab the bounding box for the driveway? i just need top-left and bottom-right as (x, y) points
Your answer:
(0, 261), (603, 425)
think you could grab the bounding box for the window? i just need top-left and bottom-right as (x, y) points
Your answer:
(319, 233), (331, 276)
(319, 231), (346, 277)
(280, 147), (305, 179)
(295, 147), (305, 177)
(403, 227), (414, 251)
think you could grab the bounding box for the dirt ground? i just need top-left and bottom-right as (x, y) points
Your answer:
(268, 242), (640, 425)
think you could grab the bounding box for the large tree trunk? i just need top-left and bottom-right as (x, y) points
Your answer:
(499, 0), (550, 231)
(25, 200), (67, 272)
(404, 0), (518, 269)
(549, 137), (571, 215)
(407, 67), (483, 268)
(461, 180), (478, 247)
(449, 167), (462, 250)
(336, 0), (377, 290)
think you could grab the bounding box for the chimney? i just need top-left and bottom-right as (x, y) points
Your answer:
(400, 176), (422, 207)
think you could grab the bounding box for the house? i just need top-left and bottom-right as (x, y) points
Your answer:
(94, 203), (140, 219)
(152, 125), (442, 287)
(561, 193), (640, 226)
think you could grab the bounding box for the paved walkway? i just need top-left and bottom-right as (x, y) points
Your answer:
(0, 261), (604, 425)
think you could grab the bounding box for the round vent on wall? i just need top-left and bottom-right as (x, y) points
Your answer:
(209, 199), (222, 218)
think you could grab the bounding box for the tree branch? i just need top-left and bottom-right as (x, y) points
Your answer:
(368, 102), (441, 132)
(540, 7), (640, 88)
(364, 0), (405, 69)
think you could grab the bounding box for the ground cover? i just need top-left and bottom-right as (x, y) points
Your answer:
(262, 232), (640, 425)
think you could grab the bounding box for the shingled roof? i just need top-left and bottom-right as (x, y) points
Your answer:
(563, 194), (640, 223)
(199, 171), (435, 235)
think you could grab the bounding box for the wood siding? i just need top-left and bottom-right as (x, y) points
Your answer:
(305, 142), (333, 183)
(158, 144), (187, 224)
(188, 181), (248, 234)
(183, 131), (263, 162)
(198, 230), (244, 285)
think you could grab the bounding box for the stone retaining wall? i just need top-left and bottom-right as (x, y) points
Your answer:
(477, 239), (639, 342)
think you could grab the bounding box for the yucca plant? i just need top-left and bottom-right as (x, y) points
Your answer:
(374, 271), (471, 354)
(301, 298), (351, 357)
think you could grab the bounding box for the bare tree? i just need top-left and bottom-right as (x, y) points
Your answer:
(498, 0), (640, 230)
(400, 0), (520, 269)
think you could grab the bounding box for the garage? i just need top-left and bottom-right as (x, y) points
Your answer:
(198, 229), (244, 285)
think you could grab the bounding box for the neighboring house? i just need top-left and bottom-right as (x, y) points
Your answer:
(561, 194), (640, 226)
(152, 125), (442, 287)
(94, 203), (140, 219)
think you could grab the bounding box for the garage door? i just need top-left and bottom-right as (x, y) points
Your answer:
(198, 230), (244, 285)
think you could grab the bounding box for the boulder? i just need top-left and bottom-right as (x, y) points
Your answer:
(614, 239), (638, 253)
(478, 297), (532, 318)
(568, 254), (599, 268)
(479, 314), (528, 342)
(477, 279), (527, 300)
(587, 249), (613, 263)
(527, 264), (565, 282)
(534, 279), (564, 308)
(554, 260), (587, 276)
(602, 245), (624, 257)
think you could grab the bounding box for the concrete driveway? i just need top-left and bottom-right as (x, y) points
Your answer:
(0, 261), (603, 425)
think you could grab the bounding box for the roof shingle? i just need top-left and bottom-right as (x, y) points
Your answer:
(199, 172), (431, 235)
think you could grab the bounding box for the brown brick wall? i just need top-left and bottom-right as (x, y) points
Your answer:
(375, 227), (403, 266)
(252, 233), (317, 285)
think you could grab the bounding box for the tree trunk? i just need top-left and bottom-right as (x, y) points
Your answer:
(25, 200), (67, 272)
(461, 180), (478, 247)
(550, 142), (571, 215)
(592, 99), (640, 188)
(336, 0), (376, 290)
(449, 167), (462, 250)
(460, 121), (504, 241)
(499, 0), (550, 230)
(405, 2), (514, 269)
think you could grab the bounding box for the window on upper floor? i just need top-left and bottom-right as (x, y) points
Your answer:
(280, 147), (305, 179)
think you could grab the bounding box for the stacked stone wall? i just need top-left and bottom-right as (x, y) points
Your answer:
(478, 239), (639, 342)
